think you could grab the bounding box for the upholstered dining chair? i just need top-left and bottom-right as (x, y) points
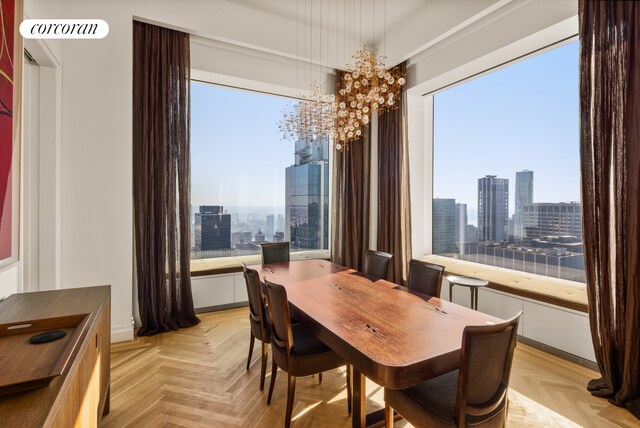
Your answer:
(264, 279), (352, 428)
(261, 242), (290, 264)
(406, 259), (446, 298)
(364, 249), (394, 280)
(384, 312), (522, 428)
(242, 263), (271, 391)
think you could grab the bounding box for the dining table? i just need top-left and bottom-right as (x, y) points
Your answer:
(247, 259), (502, 428)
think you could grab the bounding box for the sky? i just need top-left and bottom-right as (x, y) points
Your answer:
(433, 41), (580, 226)
(191, 82), (295, 210)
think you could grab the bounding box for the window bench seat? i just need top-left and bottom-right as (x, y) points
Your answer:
(423, 255), (588, 313)
(190, 249), (330, 277)
(424, 255), (594, 366)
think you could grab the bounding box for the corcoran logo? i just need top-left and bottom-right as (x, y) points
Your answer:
(19, 19), (109, 39)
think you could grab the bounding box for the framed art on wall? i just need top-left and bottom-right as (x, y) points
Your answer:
(0, 0), (22, 269)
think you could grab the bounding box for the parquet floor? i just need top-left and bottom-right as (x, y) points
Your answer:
(101, 307), (640, 428)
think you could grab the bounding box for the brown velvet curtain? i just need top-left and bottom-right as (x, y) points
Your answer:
(133, 21), (199, 336)
(579, 1), (640, 419)
(377, 62), (412, 284)
(331, 70), (371, 271)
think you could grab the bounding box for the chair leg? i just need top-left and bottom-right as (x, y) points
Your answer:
(260, 342), (269, 391)
(318, 372), (323, 384)
(346, 365), (352, 414)
(246, 332), (255, 370)
(285, 374), (297, 428)
(385, 403), (393, 428)
(267, 359), (278, 405)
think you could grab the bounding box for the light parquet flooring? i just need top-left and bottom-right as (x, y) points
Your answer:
(101, 307), (640, 428)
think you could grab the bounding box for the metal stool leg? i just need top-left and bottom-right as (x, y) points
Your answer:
(470, 287), (474, 309)
(472, 288), (478, 310)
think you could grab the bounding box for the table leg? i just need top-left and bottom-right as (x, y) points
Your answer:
(470, 286), (474, 309)
(472, 288), (478, 310)
(352, 368), (367, 427)
(449, 283), (454, 302)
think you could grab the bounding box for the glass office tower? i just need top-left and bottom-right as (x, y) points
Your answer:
(477, 175), (509, 243)
(285, 138), (329, 250)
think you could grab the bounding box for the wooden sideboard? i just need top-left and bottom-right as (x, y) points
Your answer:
(0, 286), (111, 427)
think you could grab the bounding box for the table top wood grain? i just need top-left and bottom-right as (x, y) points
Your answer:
(248, 260), (501, 390)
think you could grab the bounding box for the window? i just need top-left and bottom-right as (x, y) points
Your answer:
(190, 82), (329, 260)
(432, 40), (584, 283)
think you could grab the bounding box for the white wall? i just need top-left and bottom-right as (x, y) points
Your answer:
(0, 265), (21, 300)
(20, 0), (578, 342)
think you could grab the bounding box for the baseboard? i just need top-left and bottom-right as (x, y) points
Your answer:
(111, 324), (134, 343)
(196, 301), (248, 314)
(517, 335), (598, 371)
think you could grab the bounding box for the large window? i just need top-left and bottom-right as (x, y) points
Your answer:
(432, 40), (584, 283)
(190, 82), (329, 260)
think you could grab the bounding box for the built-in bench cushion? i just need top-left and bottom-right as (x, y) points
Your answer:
(191, 249), (330, 277)
(423, 255), (588, 313)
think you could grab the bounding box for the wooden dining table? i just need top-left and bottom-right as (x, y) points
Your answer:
(247, 259), (502, 428)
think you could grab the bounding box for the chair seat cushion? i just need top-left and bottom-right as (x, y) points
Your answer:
(291, 323), (332, 356)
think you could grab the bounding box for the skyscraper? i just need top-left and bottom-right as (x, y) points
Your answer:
(195, 205), (231, 251)
(285, 137), (329, 250)
(433, 198), (457, 254)
(514, 170), (534, 241)
(276, 214), (285, 234)
(477, 175), (509, 243)
(454, 203), (467, 245)
(265, 214), (275, 240)
(521, 202), (582, 240)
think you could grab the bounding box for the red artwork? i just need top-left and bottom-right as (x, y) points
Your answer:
(0, 0), (15, 260)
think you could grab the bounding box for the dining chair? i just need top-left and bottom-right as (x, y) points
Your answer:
(242, 264), (271, 391)
(264, 279), (352, 428)
(384, 312), (522, 428)
(261, 242), (291, 264)
(406, 259), (445, 298)
(364, 249), (394, 280)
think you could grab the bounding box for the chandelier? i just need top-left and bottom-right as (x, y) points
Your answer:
(334, 48), (406, 149)
(278, 0), (407, 149)
(279, 82), (335, 142)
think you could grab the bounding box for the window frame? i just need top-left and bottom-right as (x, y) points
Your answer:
(423, 34), (583, 284)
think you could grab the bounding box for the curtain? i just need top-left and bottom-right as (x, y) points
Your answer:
(133, 21), (200, 336)
(579, 1), (640, 419)
(331, 70), (371, 271)
(377, 62), (412, 284)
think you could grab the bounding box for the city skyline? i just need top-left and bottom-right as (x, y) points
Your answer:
(433, 167), (585, 282)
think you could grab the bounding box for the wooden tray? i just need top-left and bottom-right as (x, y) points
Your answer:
(0, 313), (90, 395)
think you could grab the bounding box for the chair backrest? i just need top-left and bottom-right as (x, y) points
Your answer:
(242, 263), (268, 337)
(455, 312), (522, 426)
(407, 259), (445, 297)
(264, 279), (294, 356)
(261, 242), (290, 264)
(364, 249), (394, 280)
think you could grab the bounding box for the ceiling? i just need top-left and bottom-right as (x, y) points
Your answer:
(210, 0), (507, 69)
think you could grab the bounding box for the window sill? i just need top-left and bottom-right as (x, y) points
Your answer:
(423, 255), (588, 313)
(190, 249), (331, 277)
